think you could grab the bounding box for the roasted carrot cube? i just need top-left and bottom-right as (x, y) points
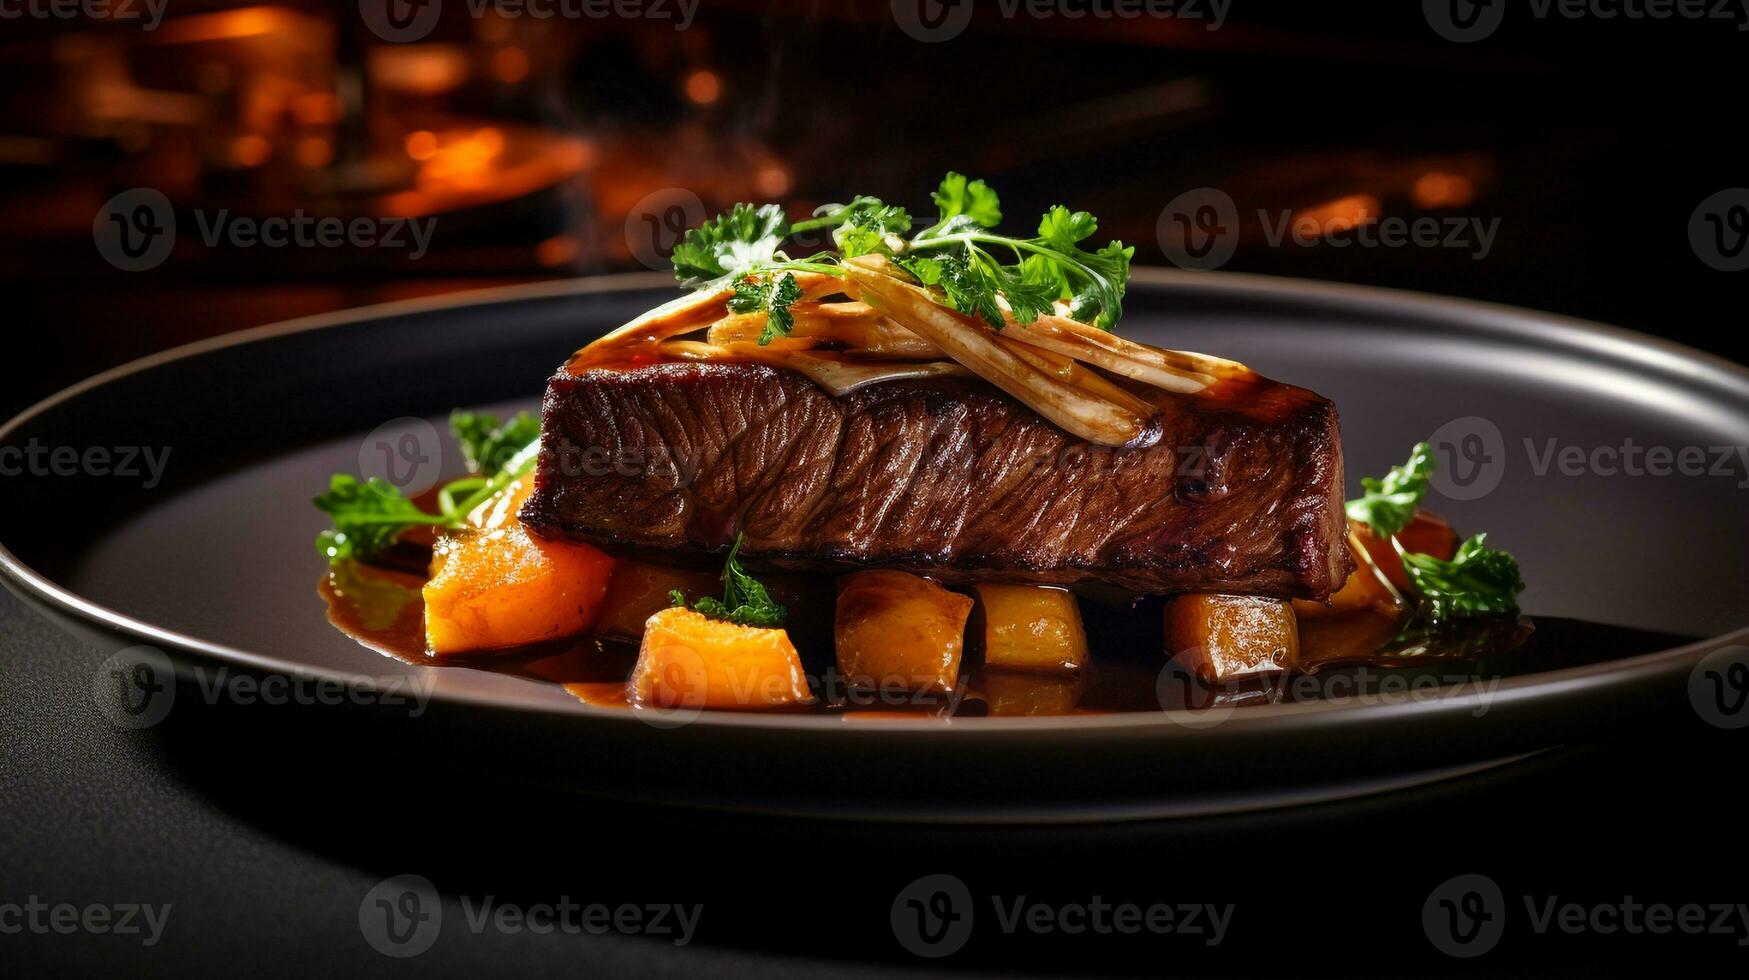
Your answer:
(973, 583), (1089, 674)
(835, 570), (973, 694)
(1165, 594), (1299, 684)
(594, 560), (724, 640)
(423, 522), (616, 655)
(627, 606), (811, 710)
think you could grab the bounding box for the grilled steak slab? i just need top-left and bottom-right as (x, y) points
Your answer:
(522, 361), (1351, 599)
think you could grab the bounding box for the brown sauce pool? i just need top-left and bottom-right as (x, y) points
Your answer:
(320, 561), (1691, 719)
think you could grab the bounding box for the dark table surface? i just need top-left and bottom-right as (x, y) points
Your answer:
(4, 581), (1747, 977)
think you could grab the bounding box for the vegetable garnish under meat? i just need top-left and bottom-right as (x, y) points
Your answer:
(310, 175), (1536, 715)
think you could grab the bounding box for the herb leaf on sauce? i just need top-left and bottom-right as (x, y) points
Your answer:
(671, 533), (787, 628)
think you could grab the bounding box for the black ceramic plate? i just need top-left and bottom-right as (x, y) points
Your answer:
(4, 271), (1746, 822)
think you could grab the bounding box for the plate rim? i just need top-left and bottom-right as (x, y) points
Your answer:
(4, 268), (1746, 734)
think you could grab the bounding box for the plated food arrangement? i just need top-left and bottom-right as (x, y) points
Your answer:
(314, 174), (1534, 717)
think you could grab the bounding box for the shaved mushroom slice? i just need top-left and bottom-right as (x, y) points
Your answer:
(660, 341), (972, 397)
(570, 285), (731, 370)
(1000, 311), (1249, 394)
(842, 261), (1160, 449)
(997, 336), (1156, 420)
(707, 308), (942, 358)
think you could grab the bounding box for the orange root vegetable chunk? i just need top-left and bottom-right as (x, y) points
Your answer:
(836, 570), (973, 694)
(627, 606), (811, 710)
(973, 583), (1089, 674)
(594, 560), (724, 640)
(424, 477), (615, 657)
(1355, 511), (1459, 594)
(1165, 594), (1300, 684)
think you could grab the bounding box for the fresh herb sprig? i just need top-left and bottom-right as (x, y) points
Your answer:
(1345, 441), (1435, 540)
(313, 411), (540, 565)
(668, 172), (1135, 344)
(1347, 441), (1524, 623)
(669, 533), (787, 628)
(1396, 534), (1526, 622)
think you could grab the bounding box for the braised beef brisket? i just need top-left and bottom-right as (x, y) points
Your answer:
(521, 361), (1351, 599)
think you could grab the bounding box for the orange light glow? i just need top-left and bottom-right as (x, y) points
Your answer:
(1412, 172), (1475, 210)
(291, 92), (340, 126)
(684, 70), (721, 105)
(295, 137), (333, 168)
(405, 130), (439, 161)
(1294, 194), (1380, 236)
(371, 46), (471, 96)
(755, 165), (791, 198)
(536, 235), (580, 267)
(492, 47), (530, 84)
(231, 134), (271, 167)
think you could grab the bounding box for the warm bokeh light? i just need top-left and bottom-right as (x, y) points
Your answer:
(492, 47), (530, 84)
(755, 164), (792, 198)
(684, 69), (722, 105)
(1295, 194), (1380, 235)
(294, 136), (332, 168)
(536, 235), (580, 267)
(405, 131), (439, 161)
(231, 134), (271, 167)
(1413, 172), (1476, 210)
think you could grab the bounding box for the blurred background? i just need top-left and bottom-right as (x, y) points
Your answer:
(3, 1), (1743, 420)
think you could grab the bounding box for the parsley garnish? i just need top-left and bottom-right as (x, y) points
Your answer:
(666, 172), (1135, 343)
(728, 272), (804, 345)
(313, 412), (540, 565)
(1345, 441), (1435, 539)
(670, 533), (787, 628)
(1396, 534), (1525, 622)
(450, 409), (539, 474)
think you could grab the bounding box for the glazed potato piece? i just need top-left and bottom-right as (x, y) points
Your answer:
(973, 583), (1089, 674)
(628, 607), (811, 710)
(423, 523), (615, 655)
(836, 570), (973, 694)
(594, 560), (723, 640)
(1165, 594), (1300, 684)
